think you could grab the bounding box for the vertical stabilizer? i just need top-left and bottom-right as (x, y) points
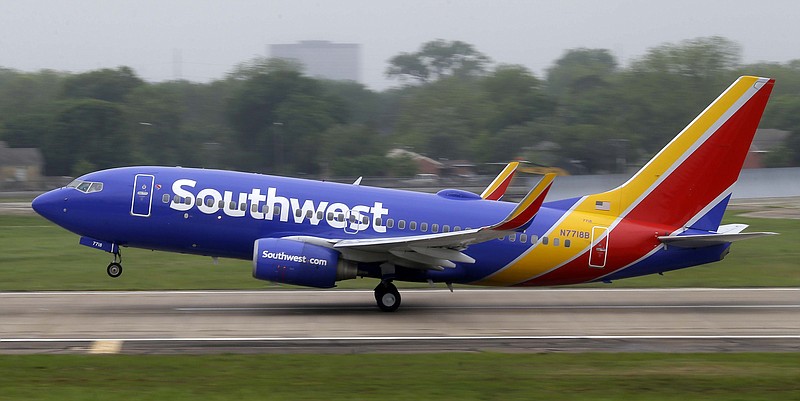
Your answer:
(584, 76), (774, 231)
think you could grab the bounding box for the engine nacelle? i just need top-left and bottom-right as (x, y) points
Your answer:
(252, 238), (357, 288)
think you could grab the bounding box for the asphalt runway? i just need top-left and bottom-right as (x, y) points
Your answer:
(1, 288), (798, 354)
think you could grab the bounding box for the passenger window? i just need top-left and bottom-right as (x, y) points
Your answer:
(362, 216), (369, 224)
(206, 198), (214, 207)
(219, 200), (225, 209)
(306, 210), (313, 218)
(520, 234), (528, 243)
(420, 222), (428, 232)
(317, 211), (323, 220)
(509, 234), (516, 243)
(240, 203), (246, 212)
(442, 225), (450, 233)
(531, 235), (539, 243)
(173, 195), (181, 203)
(274, 207), (281, 217)
(251, 204), (258, 213)
(409, 221), (417, 230)
(162, 194), (170, 203)
(184, 197), (192, 206)
(375, 217), (383, 226)
(398, 220), (406, 229)
(553, 238), (560, 247)
(453, 226), (461, 232)
(542, 237), (549, 245)
(565, 239), (571, 248)
(327, 212), (334, 221)
(432, 224), (439, 233)
(262, 205), (270, 214)
(387, 219), (394, 228)
(229, 201), (236, 209)
(337, 214), (344, 222)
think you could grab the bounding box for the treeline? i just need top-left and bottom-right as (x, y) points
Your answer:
(1, 36), (799, 178)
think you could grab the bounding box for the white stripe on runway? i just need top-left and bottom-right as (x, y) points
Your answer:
(175, 304), (800, 312)
(2, 335), (800, 343)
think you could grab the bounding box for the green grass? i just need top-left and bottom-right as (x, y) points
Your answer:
(1, 213), (798, 291)
(0, 353), (797, 401)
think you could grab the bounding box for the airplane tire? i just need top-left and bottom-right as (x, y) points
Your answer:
(107, 262), (123, 278)
(375, 282), (401, 312)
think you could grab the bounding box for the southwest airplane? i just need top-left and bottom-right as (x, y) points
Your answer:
(33, 76), (776, 311)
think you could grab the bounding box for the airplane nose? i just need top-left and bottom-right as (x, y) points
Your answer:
(31, 190), (67, 222)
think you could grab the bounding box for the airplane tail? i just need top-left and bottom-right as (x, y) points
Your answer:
(585, 76), (774, 232)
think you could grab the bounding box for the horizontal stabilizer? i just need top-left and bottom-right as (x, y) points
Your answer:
(658, 231), (778, 248)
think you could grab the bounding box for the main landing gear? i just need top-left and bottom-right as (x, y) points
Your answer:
(107, 250), (123, 278)
(374, 281), (401, 312)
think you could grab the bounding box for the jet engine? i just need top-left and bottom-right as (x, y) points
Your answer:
(252, 238), (358, 288)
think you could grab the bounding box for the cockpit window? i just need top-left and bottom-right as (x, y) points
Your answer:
(67, 179), (104, 193)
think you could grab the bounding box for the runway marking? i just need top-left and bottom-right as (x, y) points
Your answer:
(175, 304), (800, 312)
(2, 335), (800, 343)
(1, 288), (798, 296)
(89, 340), (123, 354)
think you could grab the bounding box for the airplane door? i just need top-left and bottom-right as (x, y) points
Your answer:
(131, 174), (155, 217)
(589, 226), (609, 268)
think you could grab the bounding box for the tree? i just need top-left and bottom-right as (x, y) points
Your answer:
(393, 77), (488, 159)
(61, 67), (144, 102)
(1, 113), (51, 148)
(0, 69), (64, 121)
(629, 36), (741, 80)
(45, 99), (129, 175)
(123, 85), (185, 166)
(546, 48), (617, 100)
(386, 40), (491, 83)
(482, 64), (555, 131)
(226, 59), (345, 173)
(612, 37), (743, 154)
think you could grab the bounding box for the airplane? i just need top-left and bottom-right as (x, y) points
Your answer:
(32, 76), (776, 312)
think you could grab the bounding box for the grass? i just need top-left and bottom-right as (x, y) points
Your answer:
(0, 213), (798, 291)
(0, 353), (798, 401)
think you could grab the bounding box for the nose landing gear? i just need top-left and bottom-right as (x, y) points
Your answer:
(107, 250), (123, 278)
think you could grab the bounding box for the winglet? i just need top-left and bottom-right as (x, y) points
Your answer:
(491, 173), (555, 231)
(480, 161), (519, 200)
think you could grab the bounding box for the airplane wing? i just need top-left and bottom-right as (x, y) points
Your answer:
(480, 161), (519, 200)
(287, 174), (556, 270)
(658, 224), (778, 248)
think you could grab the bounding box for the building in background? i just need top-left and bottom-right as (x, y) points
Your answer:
(0, 141), (43, 190)
(269, 40), (361, 82)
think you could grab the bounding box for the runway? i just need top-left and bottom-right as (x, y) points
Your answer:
(1, 288), (798, 354)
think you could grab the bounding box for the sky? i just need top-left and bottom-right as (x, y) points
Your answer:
(0, 0), (797, 90)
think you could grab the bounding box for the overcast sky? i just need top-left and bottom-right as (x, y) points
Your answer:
(0, 0), (796, 90)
